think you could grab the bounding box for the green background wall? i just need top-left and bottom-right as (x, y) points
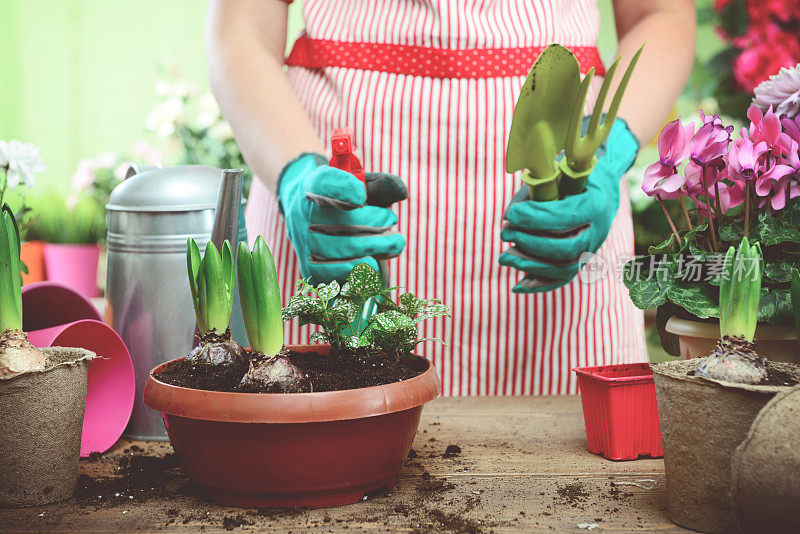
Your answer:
(1, 0), (716, 190)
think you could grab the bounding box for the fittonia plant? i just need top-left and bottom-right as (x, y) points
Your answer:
(695, 238), (767, 384)
(282, 263), (450, 360)
(186, 238), (247, 365)
(237, 236), (308, 392)
(0, 205), (50, 377)
(506, 44), (643, 201)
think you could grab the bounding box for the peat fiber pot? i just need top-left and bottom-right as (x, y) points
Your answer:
(144, 345), (440, 508)
(652, 359), (800, 533)
(665, 316), (798, 363)
(732, 384), (800, 533)
(0, 347), (95, 507)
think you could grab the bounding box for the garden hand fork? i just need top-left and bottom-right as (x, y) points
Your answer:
(559, 45), (644, 196)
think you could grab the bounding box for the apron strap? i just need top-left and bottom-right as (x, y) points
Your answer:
(286, 35), (606, 79)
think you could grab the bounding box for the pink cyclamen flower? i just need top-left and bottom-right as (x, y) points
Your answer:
(642, 119), (695, 198)
(754, 163), (798, 210)
(746, 105), (783, 152)
(727, 137), (770, 180)
(718, 179), (747, 213)
(781, 115), (800, 145)
(690, 120), (733, 166)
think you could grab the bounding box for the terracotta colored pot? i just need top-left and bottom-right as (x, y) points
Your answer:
(20, 241), (47, 286)
(43, 243), (101, 298)
(144, 345), (440, 508)
(665, 316), (798, 363)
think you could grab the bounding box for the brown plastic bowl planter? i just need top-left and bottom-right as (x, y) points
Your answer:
(665, 316), (799, 363)
(144, 345), (440, 508)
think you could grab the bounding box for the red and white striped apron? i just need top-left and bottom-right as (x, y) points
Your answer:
(246, 0), (647, 396)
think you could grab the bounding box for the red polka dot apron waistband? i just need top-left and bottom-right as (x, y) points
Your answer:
(285, 35), (605, 79)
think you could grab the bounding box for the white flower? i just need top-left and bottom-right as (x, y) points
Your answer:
(155, 78), (196, 99)
(0, 140), (46, 190)
(752, 64), (800, 118)
(145, 97), (186, 138)
(196, 92), (222, 129)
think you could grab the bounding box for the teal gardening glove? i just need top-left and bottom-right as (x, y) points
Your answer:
(499, 119), (640, 293)
(278, 153), (408, 284)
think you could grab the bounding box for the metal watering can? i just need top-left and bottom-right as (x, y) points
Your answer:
(106, 165), (247, 440)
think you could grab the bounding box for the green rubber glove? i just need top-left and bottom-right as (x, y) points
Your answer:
(499, 119), (639, 293)
(277, 153), (408, 284)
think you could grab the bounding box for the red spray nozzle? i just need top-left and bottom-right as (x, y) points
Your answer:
(330, 128), (365, 182)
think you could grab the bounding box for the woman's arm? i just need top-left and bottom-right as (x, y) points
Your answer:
(206, 0), (324, 191)
(611, 0), (696, 142)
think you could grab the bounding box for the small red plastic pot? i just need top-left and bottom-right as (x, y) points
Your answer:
(144, 345), (440, 508)
(573, 363), (662, 461)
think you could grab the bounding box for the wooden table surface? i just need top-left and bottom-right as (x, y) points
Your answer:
(0, 396), (687, 533)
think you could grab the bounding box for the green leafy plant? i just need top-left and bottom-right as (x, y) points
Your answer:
(236, 236), (283, 357)
(696, 238), (768, 384)
(236, 236), (307, 392)
(0, 204), (23, 333)
(718, 238), (762, 341)
(0, 204), (50, 376)
(187, 238), (234, 337)
(283, 263), (450, 358)
(21, 192), (106, 245)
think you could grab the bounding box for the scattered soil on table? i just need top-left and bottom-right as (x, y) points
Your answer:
(156, 347), (427, 393)
(75, 448), (182, 507)
(416, 471), (456, 497)
(443, 444), (462, 458)
(555, 482), (590, 508)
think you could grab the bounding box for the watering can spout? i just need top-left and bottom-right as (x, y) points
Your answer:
(211, 169), (244, 248)
(210, 169), (249, 346)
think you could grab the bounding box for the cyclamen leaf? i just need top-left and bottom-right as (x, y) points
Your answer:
(757, 288), (793, 325)
(625, 275), (668, 310)
(666, 282), (718, 319)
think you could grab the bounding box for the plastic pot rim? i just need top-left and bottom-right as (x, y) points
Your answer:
(144, 345), (441, 424)
(572, 363), (654, 385)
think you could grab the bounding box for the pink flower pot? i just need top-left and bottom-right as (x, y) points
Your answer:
(21, 282), (135, 457)
(43, 243), (101, 298)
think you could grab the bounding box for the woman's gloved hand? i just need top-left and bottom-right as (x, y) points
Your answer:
(499, 119), (640, 293)
(278, 153), (408, 284)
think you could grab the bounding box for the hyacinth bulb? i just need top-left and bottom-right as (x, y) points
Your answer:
(695, 336), (767, 385)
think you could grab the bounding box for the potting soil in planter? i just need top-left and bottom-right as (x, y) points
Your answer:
(0, 346), (95, 507)
(156, 347), (428, 392)
(653, 359), (800, 534)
